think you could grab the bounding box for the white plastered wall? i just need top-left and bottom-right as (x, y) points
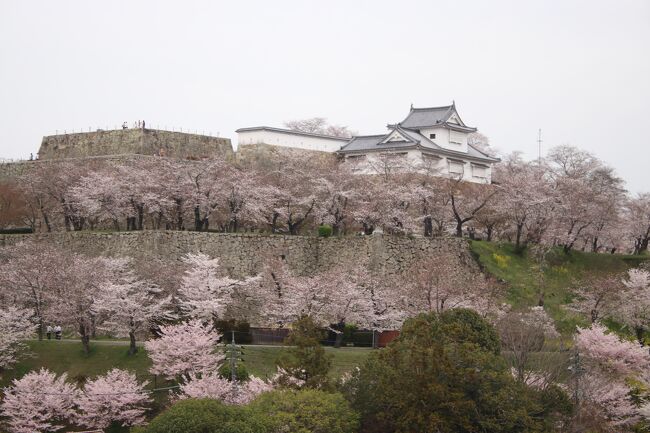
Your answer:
(343, 150), (492, 184)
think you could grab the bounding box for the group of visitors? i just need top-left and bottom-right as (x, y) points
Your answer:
(122, 120), (146, 129)
(45, 325), (62, 340)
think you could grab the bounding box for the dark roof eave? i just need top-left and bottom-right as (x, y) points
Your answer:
(339, 144), (499, 164)
(338, 144), (419, 155)
(418, 145), (498, 163)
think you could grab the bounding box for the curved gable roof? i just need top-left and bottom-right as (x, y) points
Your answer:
(399, 105), (455, 128)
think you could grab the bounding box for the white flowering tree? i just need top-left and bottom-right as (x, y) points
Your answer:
(178, 372), (272, 405)
(177, 253), (259, 322)
(94, 258), (174, 355)
(0, 305), (36, 371)
(0, 368), (77, 433)
(74, 368), (151, 430)
(144, 319), (224, 380)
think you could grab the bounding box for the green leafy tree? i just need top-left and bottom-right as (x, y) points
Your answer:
(277, 315), (332, 389)
(251, 389), (359, 433)
(132, 399), (270, 433)
(343, 309), (571, 433)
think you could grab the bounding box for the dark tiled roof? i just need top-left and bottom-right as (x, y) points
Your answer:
(399, 105), (455, 128)
(339, 125), (499, 163)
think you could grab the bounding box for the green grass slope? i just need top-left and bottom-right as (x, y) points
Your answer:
(1, 341), (371, 389)
(469, 240), (647, 334)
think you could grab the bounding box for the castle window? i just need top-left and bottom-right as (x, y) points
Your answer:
(429, 133), (436, 139)
(450, 131), (464, 144)
(448, 160), (464, 177)
(472, 164), (487, 179)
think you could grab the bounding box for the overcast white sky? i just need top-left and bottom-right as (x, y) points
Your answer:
(1, 0), (648, 192)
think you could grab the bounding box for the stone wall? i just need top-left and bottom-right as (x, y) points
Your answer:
(0, 231), (479, 279)
(38, 129), (234, 161)
(0, 154), (159, 182)
(236, 143), (338, 169)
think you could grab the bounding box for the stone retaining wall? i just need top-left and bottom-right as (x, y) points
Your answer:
(0, 231), (478, 278)
(38, 129), (234, 160)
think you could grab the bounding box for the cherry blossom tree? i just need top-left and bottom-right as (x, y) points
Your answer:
(544, 146), (625, 253)
(408, 177), (451, 237)
(573, 323), (650, 427)
(493, 153), (554, 247)
(0, 242), (70, 340)
(315, 267), (378, 347)
(0, 181), (30, 230)
(498, 307), (559, 384)
(248, 260), (404, 344)
(74, 368), (151, 430)
(569, 273), (626, 323)
(626, 193), (650, 255)
(94, 258), (174, 355)
(52, 255), (117, 354)
(351, 177), (415, 235)
(67, 167), (126, 230)
(446, 178), (499, 238)
(618, 268), (650, 345)
(258, 158), (323, 235)
(284, 117), (353, 138)
(0, 305), (36, 371)
(251, 259), (329, 328)
(314, 167), (358, 235)
(144, 319), (224, 379)
(403, 254), (490, 315)
(0, 368), (77, 433)
(177, 372), (272, 405)
(177, 253), (259, 322)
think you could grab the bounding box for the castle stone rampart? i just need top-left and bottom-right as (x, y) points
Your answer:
(0, 231), (478, 279)
(38, 129), (234, 161)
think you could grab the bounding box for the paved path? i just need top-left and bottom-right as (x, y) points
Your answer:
(27, 339), (372, 350)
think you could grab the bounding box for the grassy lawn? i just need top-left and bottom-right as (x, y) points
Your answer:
(244, 345), (371, 379)
(469, 240), (647, 334)
(1, 340), (372, 390)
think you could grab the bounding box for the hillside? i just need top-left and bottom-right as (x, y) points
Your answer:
(469, 240), (648, 334)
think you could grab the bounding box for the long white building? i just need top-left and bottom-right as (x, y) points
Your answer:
(236, 103), (499, 183)
(235, 126), (349, 153)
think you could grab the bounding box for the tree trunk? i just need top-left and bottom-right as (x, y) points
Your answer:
(423, 216), (433, 237)
(635, 326), (645, 346)
(128, 331), (138, 355)
(80, 325), (91, 355)
(592, 236), (599, 253)
(334, 332), (344, 349)
(137, 205), (144, 230)
(515, 224), (523, 248)
(37, 317), (43, 341)
(333, 321), (345, 348)
(41, 209), (52, 232)
(194, 206), (203, 231)
(455, 221), (463, 238)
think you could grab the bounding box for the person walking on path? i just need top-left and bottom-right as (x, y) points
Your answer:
(46, 325), (52, 340)
(54, 325), (62, 340)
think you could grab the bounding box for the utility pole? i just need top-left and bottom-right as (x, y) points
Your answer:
(230, 330), (237, 382)
(569, 350), (584, 425)
(537, 129), (543, 165)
